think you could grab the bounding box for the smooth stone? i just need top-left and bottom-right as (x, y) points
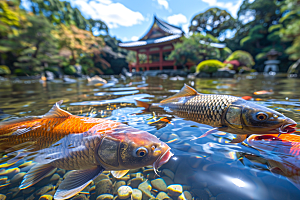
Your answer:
(190, 189), (209, 200)
(167, 184), (182, 197)
(115, 174), (130, 181)
(161, 177), (173, 186)
(55, 178), (63, 188)
(26, 194), (35, 200)
(174, 161), (194, 185)
(130, 172), (143, 178)
(63, 171), (73, 179)
(113, 181), (126, 195)
(131, 189), (142, 200)
(39, 195), (53, 200)
(45, 190), (56, 196)
(94, 174), (110, 183)
(156, 192), (171, 200)
(128, 178), (144, 188)
(129, 169), (141, 174)
(0, 168), (20, 179)
(138, 181), (154, 200)
(8, 187), (20, 198)
(151, 179), (167, 192)
(96, 194), (114, 200)
(95, 179), (113, 196)
(161, 170), (174, 180)
(182, 186), (191, 191)
(56, 169), (66, 177)
(49, 174), (60, 183)
(178, 191), (192, 200)
(11, 172), (26, 184)
(22, 187), (35, 194)
(35, 185), (54, 196)
(0, 176), (8, 185)
(168, 134), (179, 141)
(71, 194), (88, 200)
(160, 158), (179, 173)
(188, 156), (203, 169)
(118, 186), (133, 199)
(0, 194), (6, 200)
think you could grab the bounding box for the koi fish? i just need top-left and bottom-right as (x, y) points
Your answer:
(254, 89), (273, 95)
(247, 134), (300, 190)
(0, 101), (172, 199)
(135, 84), (296, 143)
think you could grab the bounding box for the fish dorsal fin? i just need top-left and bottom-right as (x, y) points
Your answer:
(111, 170), (129, 179)
(43, 100), (72, 119)
(160, 84), (199, 104)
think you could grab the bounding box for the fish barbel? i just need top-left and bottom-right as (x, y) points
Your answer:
(247, 134), (300, 190)
(0, 100), (173, 199)
(135, 84), (297, 143)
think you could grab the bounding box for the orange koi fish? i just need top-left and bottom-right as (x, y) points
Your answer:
(0, 101), (173, 199)
(247, 134), (300, 190)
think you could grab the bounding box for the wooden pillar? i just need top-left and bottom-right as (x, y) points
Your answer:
(136, 50), (139, 72)
(146, 49), (149, 71)
(129, 64), (132, 72)
(159, 46), (163, 71)
(173, 65), (177, 70)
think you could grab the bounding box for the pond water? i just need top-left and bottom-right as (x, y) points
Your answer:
(0, 73), (300, 200)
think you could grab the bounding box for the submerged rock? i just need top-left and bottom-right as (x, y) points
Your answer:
(161, 170), (174, 180)
(138, 181), (154, 200)
(39, 195), (53, 200)
(0, 176), (8, 185)
(167, 184), (182, 197)
(0, 194), (5, 200)
(11, 172), (26, 184)
(131, 189), (142, 200)
(151, 179), (167, 192)
(156, 192), (171, 200)
(178, 191), (192, 200)
(117, 186), (133, 199)
(113, 181), (126, 195)
(128, 177), (144, 188)
(95, 179), (113, 196)
(0, 168), (20, 179)
(96, 194), (114, 200)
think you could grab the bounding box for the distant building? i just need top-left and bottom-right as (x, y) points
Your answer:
(119, 16), (191, 72)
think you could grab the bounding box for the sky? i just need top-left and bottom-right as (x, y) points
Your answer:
(24, 0), (244, 42)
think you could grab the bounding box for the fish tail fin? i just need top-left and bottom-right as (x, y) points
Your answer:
(54, 166), (104, 200)
(135, 99), (151, 111)
(19, 163), (57, 189)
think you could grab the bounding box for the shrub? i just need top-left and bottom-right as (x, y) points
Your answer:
(0, 65), (11, 75)
(196, 60), (225, 73)
(190, 65), (196, 73)
(63, 65), (76, 75)
(226, 50), (255, 67)
(14, 69), (27, 76)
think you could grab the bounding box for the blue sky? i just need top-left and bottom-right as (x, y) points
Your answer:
(24, 0), (244, 42)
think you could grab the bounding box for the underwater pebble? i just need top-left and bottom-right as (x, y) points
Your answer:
(187, 156), (203, 169)
(95, 179), (113, 196)
(168, 133), (179, 141)
(39, 194), (53, 200)
(0, 194), (6, 200)
(115, 174), (130, 181)
(113, 181), (126, 195)
(128, 177), (144, 188)
(45, 189), (56, 196)
(49, 174), (60, 183)
(161, 169), (174, 180)
(117, 186), (133, 199)
(129, 168), (141, 173)
(35, 185), (54, 196)
(161, 176), (173, 186)
(130, 172), (143, 178)
(174, 162), (194, 185)
(178, 191), (192, 200)
(55, 178), (63, 188)
(138, 181), (154, 200)
(191, 189), (209, 200)
(26, 193), (36, 200)
(56, 169), (65, 177)
(8, 187), (20, 198)
(167, 184), (182, 197)
(63, 171), (73, 179)
(156, 191), (171, 200)
(0, 177), (8, 185)
(71, 194), (88, 200)
(131, 189), (142, 200)
(96, 194), (114, 200)
(151, 178), (167, 192)
(11, 172), (26, 184)
(94, 174), (109, 183)
(22, 186), (35, 194)
(160, 159), (179, 173)
(0, 168), (20, 179)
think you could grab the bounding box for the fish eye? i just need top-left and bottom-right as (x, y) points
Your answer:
(136, 147), (148, 157)
(256, 112), (268, 121)
(273, 114), (278, 118)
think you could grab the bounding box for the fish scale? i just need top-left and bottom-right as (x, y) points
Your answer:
(167, 95), (239, 127)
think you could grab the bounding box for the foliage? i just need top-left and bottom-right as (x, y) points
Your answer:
(126, 51), (147, 64)
(196, 60), (225, 73)
(189, 8), (236, 38)
(0, 65), (10, 75)
(63, 65), (76, 75)
(226, 50), (255, 68)
(168, 33), (230, 67)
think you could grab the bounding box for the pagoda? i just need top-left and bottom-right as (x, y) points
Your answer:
(119, 16), (185, 72)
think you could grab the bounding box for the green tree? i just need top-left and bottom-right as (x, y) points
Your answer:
(189, 8), (236, 38)
(168, 33), (231, 67)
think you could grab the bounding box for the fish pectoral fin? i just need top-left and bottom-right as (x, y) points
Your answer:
(230, 134), (248, 143)
(43, 100), (72, 119)
(111, 170), (129, 178)
(54, 166), (104, 200)
(19, 163), (57, 189)
(135, 99), (151, 111)
(160, 84), (199, 104)
(195, 127), (226, 140)
(270, 167), (285, 176)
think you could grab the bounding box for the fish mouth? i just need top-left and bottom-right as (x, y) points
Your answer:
(277, 123), (297, 134)
(153, 148), (173, 175)
(251, 135), (282, 142)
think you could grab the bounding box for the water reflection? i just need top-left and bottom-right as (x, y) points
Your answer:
(1, 74), (300, 199)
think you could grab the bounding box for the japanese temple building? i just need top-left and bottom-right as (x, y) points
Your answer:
(119, 16), (188, 72)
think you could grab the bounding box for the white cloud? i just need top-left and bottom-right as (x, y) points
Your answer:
(182, 23), (191, 35)
(157, 0), (169, 10)
(201, 0), (243, 18)
(131, 36), (139, 41)
(73, 0), (144, 28)
(167, 14), (187, 26)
